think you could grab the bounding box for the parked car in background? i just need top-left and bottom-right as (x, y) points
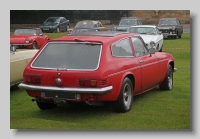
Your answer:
(10, 46), (38, 87)
(115, 17), (142, 31)
(18, 31), (177, 113)
(10, 28), (50, 49)
(69, 20), (108, 35)
(157, 18), (183, 39)
(39, 17), (70, 33)
(127, 25), (164, 52)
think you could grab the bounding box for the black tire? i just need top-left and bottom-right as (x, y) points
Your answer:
(112, 77), (133, 113)
(36, 100), (57, 110)
(159, 64), (173, 90)
(10, 45), (16, 52)
(32, 42), (37, 49)
(178, 35), (182, 38)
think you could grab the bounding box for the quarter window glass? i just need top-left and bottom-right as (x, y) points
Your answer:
(131, 37), (148, 57)
(112, 38), (134, 57)
(38, 29), (43, 35)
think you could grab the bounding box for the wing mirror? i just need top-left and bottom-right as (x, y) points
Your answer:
(149, 47), (156, 55)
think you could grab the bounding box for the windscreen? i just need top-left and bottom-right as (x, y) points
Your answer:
(158, 20), (177, 25)
(119, 20), (137, 26)
(31, 42), (102, 70)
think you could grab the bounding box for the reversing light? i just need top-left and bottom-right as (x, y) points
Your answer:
(26, 76), (41, 84)
(79, 79), (97, 87)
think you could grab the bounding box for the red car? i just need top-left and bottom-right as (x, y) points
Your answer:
(18, 31), (177, 113)
(10, 28), (50, 49)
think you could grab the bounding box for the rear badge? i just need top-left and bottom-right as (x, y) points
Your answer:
(55, 78), (62, 86)
(57, 73), (61, 76)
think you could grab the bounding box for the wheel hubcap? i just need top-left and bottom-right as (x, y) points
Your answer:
(168, 72), (172, 89)
(123, 84), (132, 109)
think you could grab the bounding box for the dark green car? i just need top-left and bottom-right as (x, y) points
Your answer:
(115, 17), (142, 31)
(39, 17), (70, 33)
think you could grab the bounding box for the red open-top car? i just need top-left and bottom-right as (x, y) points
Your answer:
(10, 28), (50, 49)
(18, 31), (177, 113)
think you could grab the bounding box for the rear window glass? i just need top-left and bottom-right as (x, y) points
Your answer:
(31, 42), (102, 70)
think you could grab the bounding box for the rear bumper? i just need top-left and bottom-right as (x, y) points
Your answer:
(18, 83), (113, 94)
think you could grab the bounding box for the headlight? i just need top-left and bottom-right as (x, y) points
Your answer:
(25, 39), (30, 44)
(150, 41), (156, 47)
(172, 26), (175, 30)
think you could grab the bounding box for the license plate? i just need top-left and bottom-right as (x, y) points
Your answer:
(170, 32), (172, 34)
(43, 28), (49, 30)
(44, 92), (76, 100)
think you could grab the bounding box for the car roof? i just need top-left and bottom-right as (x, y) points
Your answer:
(53, 31), (139, 44)
(15, 27), (39, 30)
(68, 31), (132, 37)
(159, 18), (178, 20)
(129, 25), (156, 28)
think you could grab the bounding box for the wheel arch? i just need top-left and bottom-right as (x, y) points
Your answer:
(118, 72), (135, 95)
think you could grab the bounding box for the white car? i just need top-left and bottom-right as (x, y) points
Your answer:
(10, 46), (38, 86)
(127, 25), (164, 52)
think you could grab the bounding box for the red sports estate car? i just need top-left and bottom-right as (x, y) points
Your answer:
(18, 31), (177, 113)
(10, 28), (50, 49)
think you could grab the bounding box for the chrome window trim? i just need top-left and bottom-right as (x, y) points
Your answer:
(30, 41), (102, 71)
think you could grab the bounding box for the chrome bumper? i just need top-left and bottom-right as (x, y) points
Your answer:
(18, 83), (112, 94)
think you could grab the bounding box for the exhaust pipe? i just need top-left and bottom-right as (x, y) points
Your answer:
(31, 97), (39, 102)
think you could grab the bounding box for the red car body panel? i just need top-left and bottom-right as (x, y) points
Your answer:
(10, 28), (50, 49)
(19, 32), (175, 103)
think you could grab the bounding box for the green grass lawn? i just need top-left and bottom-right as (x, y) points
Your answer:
(10, 33), (190, 130)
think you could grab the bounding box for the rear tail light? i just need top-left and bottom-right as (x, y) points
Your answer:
(25, 76), (41, 84)
(79, 79), (97, 87)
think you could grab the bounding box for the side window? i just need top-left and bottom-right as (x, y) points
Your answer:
(112, 38), (134, 57)
(60, 18), (64, 23)
(176, 19), (181, 25)
(38, 29), (43, 35)
(155, 27), (160, 34)
(131, 37), (148, 57)
(98, 22), (102, 27)
(63, 18), (67, 22)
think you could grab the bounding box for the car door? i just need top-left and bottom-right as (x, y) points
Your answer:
(131, 37), (159, 91)
(176, 19), (183, 34)
(60, 17), (67, 31)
